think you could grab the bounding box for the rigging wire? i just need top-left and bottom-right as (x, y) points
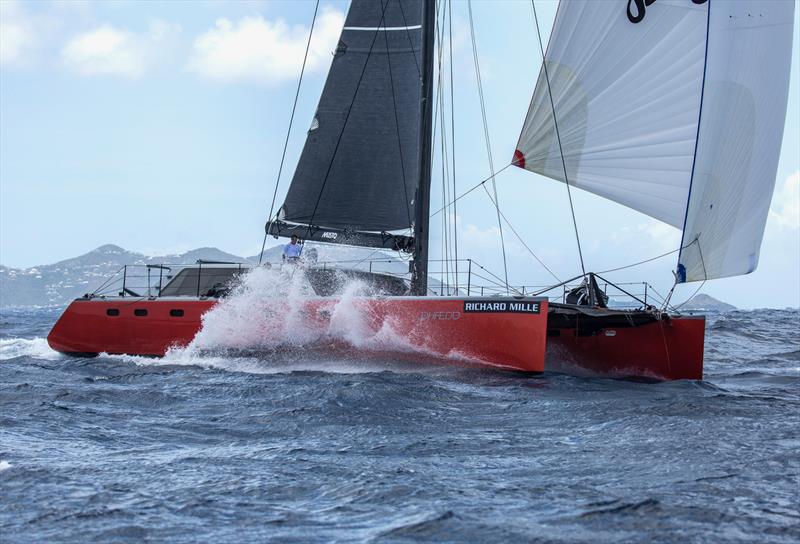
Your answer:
(438, 92), (452, 293)
(433, 0), (454, 293)
(439, 79), (453, 293)
(92, 265), (126, 295)
(383, 22), (414, 229)
(259, 0), (320, 265)
(467, 0), (509, 293)
(439, 83), (455, 289)
(351, 249), (383, 269)
(661, 237), (704, 311)
(597, 246), (682, 274)
(435, 0), (448, 293)
(530, 0), (586, 277)
(646, 283), (680, 314)
(480, 185), (562, 284)
(470, 270), (524, 296)
(673, 279), (707, 310)
(671, 238), (708, 310)
(429, 162), (514, 217)
(397, 0), (421, 75)
(447, 0), (459, 291)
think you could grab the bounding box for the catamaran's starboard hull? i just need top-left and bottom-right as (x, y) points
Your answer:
(47, 297), (549, 372)
(546, 308), (705, 381)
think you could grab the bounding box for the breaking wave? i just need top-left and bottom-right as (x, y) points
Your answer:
(0, 337), (61, 361)
(2, 304), (799, 542)
(160, 266), (426, 369)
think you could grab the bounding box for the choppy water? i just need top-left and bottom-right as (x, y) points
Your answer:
(1, 303), (798, 543)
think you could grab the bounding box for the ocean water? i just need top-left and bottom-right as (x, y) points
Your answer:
(1, 298), (798, 542)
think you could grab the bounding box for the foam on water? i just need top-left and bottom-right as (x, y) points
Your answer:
(0, 337), (61, 361)
(2, 306), (800, 542)
(156, 266), (426, 372)
(130, 352), (428, 376)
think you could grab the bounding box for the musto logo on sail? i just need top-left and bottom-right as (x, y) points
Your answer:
(463, 301), (540, 314)
(627, 0), (708, 24)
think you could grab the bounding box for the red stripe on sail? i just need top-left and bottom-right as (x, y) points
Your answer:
(513, 149), (526, 169)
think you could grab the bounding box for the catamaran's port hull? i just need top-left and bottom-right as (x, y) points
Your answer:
(47, 297), (549, 372)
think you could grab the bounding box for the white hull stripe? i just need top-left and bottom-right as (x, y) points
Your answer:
(343, 25), (422, 31)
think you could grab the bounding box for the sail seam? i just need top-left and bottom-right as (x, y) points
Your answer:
(677, 0), (712, 282)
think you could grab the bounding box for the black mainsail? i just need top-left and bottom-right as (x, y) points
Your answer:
(267, 0), (435, 294)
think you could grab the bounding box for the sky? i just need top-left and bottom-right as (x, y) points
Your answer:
(0, 0), (798, 309)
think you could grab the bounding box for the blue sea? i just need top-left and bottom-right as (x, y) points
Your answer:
(1, 306), (798, 543)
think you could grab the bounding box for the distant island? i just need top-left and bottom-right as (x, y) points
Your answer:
(0, 244), (737, 311)
(0, 244), (402, 308)
(679, 293), (737, 312)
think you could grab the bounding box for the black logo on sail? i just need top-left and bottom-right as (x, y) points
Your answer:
(627, 0), (708, 24)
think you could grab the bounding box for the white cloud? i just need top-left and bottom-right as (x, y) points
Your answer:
(0, 1), (36, 65)
(187, 7), (344, 84)
(639, 219), (681, 251)
(61, 20), (180, 78)
(769, 171), (800, 230)
(610, 219), (681, 254)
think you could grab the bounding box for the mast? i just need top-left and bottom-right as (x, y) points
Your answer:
(411, 0), (436, 296)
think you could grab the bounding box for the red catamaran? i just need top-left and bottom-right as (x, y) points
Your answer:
(48, 0), (794, 380)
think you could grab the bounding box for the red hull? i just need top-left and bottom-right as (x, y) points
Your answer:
(47, 297), (705, 380)
(546, 316), (705, 381)
(47, 299), (215, 357)
(47, 297), (549, 372)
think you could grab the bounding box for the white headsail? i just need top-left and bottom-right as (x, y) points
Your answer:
(515, 0), (794, 282)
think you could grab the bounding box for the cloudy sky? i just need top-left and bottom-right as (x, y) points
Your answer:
(1, 0), (798, 309)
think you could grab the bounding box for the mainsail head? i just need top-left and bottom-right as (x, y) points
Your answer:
(270, 0), (430, 252)
(515, 0), (794, 282)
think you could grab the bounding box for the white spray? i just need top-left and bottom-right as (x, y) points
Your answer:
(165, 265), (417, 364)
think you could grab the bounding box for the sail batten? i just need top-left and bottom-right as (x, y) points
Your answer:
(516, 0), (794, 282)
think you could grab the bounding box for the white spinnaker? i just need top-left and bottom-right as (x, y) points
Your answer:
(515, 0), (794, 282)
(515, 0), (708, 228)
(677, 0), (794, 282)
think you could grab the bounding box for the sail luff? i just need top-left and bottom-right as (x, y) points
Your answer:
(676, 0), (712, 281)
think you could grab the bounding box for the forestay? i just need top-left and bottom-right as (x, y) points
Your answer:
(271, 0), (426, 251)
(515, 0), (794, 283)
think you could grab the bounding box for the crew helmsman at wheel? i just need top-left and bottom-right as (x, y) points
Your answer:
(282, 235), (303, 263)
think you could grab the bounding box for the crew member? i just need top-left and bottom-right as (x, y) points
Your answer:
(282, 235), (303, 263)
